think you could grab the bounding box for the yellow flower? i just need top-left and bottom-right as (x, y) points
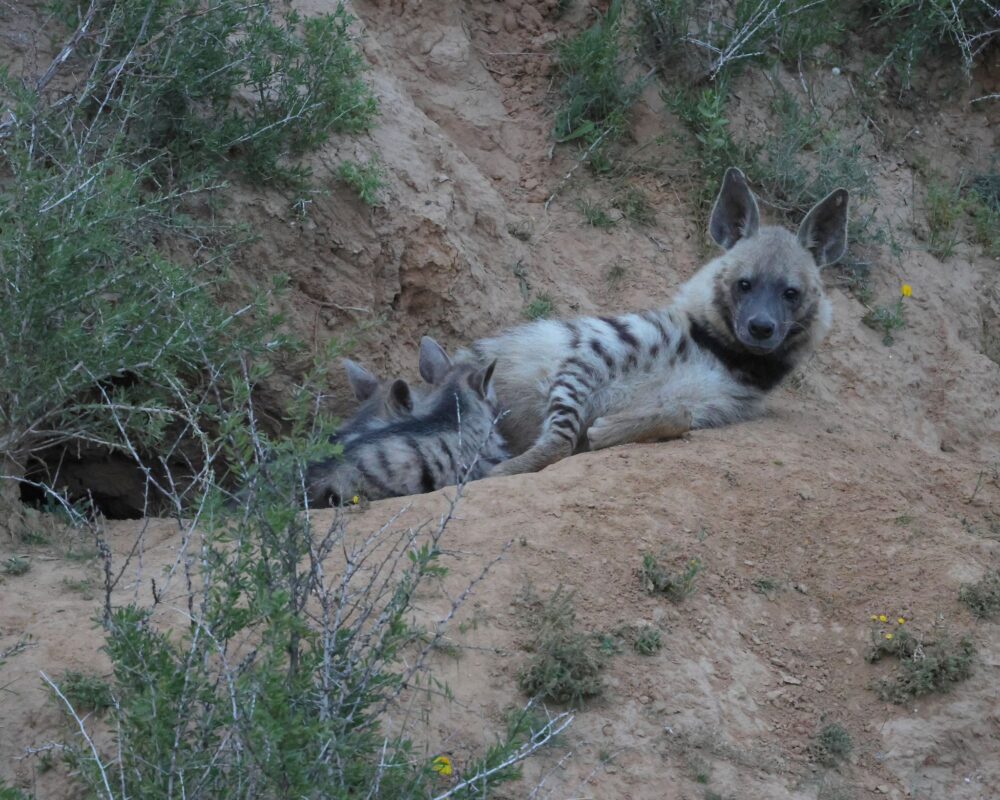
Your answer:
(897, 616), (906, 625)
(885, 633), (894, 640)
(878, 614), (888, 623)
(351, 495), (360, 505)
(870, 615), (878, 622)
(432, 755), (453, 776)
(901, 283), (913, 298)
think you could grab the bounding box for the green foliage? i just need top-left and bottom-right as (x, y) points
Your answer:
(2, 557), (31, 576)
(863, 297), (907, 346)
(578, 199), (617, 229)
(867, 626), (975, 703)
(633, 626), (663, 655)
(554, 1), (644, 162)
(959, 570), (1000, 619)
(814, 723), (853, 766)
(57, 671), (114, 713)
(638, 553), (701, 601)
(613, 186), (655, 225)
(517, 586), (606, 704)
(870, 0), (1000, 89)
(525, 294), (555, 320)
(337, 159), (386, 206)
(924, 175), (966, 258)
(0, 780), (32, 800)
(49, 0), (377, 184)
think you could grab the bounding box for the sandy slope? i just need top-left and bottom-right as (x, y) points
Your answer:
(2, 0), (1000, 797)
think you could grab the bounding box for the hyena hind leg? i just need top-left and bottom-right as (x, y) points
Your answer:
(489, 434), (574, 477)
(586, 407), (692, 452)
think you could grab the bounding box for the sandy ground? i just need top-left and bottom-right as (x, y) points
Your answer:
(2, 0), (1000, 797)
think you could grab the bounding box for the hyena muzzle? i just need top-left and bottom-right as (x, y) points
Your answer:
(463, 167), (848, 476)
(306, 356), (508, 506)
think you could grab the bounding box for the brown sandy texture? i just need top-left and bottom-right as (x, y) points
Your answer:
(2, 0), (1000, 797)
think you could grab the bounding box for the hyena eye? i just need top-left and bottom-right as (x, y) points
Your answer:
(737, 279), (752, 293)
(783, 287), (800, 302)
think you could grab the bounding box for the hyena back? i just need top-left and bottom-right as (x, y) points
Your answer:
(466, 167), (847, 476)
(307, 359), (507, 506)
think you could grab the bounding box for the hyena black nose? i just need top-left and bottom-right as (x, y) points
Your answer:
(748, 317), (775, 340)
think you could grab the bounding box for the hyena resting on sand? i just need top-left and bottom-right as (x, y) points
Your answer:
(463, 167), (849, 477)
(307, 340), (508, 507)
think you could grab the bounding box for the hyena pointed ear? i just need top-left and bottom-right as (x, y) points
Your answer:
(798, 187), (850, 267)
(709, 167), (760, 249)
(470, 360), (498, 399)
(385, 379), (413, 415)
(343, 359), (379, 402)
(418, 336), (452, 384)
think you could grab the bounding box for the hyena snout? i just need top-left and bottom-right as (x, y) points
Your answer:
(747, 315), (775, 341)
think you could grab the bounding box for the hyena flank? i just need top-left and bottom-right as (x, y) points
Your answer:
(334, 336), (455, 446)
(307, 354), (508, 506)
(464, 167), (848, 477)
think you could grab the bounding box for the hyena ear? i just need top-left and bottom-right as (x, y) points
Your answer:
(709, 167), (761, 249)
(419, 336), (452, 385)
(343, 359), (379, 402)
(469, 360), (497, 400)
(798, 187), (850, 267)
(385, 379), (414, 415)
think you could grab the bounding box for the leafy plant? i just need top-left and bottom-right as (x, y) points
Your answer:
(959, 569), (1000, 619)
(338, 159), (386, 206)
(638, 553), (702, 601)
(813, 723), (853, 766)
(867, 626), (975, 703)
(57, 671), (114, 713)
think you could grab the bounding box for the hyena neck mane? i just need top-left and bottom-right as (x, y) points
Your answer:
(685, 314), (796, 392)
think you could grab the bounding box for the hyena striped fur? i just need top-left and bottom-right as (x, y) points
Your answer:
(334, 337), (455, 446)
(306, 358), (507, 506)
(462, 167), (848, 476)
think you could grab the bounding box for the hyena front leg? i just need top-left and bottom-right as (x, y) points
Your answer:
(586, 405), (692, 452)
(490, 366), (596, 477)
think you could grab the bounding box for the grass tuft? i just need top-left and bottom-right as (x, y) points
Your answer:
(959, 570), (1000, 619)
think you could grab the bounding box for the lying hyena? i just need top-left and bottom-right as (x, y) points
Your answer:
(307, 356), (508, 506)
(463, 167), (848, 476)
(334, 337), (455, 446)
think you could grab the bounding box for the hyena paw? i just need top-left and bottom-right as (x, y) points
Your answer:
(586, 416), (618, 451)
(488, 460), (523, 478)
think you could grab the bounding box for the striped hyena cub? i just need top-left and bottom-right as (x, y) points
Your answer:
(465, 167), (847, 476)
(334, 337), (455, 446)
(306, 352), (507, 506)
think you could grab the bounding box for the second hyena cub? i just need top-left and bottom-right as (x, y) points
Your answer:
(464, 167), (848, 476)
(306, 358), (507, 507)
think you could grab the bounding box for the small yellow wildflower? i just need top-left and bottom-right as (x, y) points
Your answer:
(878, 614), (888, 623)
(432, 755), (453, 777)
(901, 283), (913, 298)
(351, 495), (360, 505)
(870, 615), (878, 622)
(897, 616), (906, 625)
(885, 633), (894, 640)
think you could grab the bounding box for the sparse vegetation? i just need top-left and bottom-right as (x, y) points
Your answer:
(554, 0), (645, 166)
(633, 626), (663, 655)
(2, 557), (30, 576)
(57, 671), (114, 713)
(517, 586), (607, 704)
(639, 553), (702, 601)
(337, 159), (386, 206)
(863, 296), (907, 346)
(613, 186), (656, 225)
(867, 625), (975, 703)
(578, 199), (618, 229)
(959, 569), (1000, 619)
(924, 175), (966, 259)
(814, 723), (853, 766)
(525, 294), (556, 320)
(752, 577), (780, 596)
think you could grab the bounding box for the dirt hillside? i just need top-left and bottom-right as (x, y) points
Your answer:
(2, 1), (1000, 798)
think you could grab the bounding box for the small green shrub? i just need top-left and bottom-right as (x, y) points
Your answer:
(337, 159), (386, 206)
(517, 587), (606, 704)
(525, 294), (555, 320)
(863, 297), (907, 346)
(813, 723), (853, 766)
(578, 200), (617, 229)
(924, 176), (966, 258)
(613, 186), (655, 225)
(554, 0), (644, 162)
(57, 671), (114, 713)
(2, 557), (30, 576)
(867, 626), (975, 703)
(0, 780), (31, 800)
(633, 626), (663, 655)
(638, 553), (702, 601)
(959, 570), (1000, 619)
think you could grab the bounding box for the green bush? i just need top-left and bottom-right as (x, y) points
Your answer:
(867, 626), (975, 703)
(959, 569), (1000, 619)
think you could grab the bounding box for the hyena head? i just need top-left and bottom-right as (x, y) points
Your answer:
(695, 167), (848, 355)
(341, 336), (454, 425)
